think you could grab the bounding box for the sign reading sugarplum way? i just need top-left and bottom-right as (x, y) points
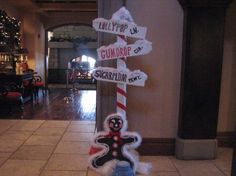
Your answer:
(92, 67), (147, 87)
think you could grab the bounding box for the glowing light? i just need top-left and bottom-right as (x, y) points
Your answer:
(81, 55), (96, 69)
(48, 31), (53, 41)
(80, 91), (96, 114)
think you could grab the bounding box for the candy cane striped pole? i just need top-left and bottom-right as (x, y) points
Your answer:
(116, 35), (127, 118)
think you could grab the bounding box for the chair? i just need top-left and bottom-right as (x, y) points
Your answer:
(0, 82), (24, 115)
(32, 75), (46, 99)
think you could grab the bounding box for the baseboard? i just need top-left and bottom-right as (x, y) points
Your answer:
(138, 133), (234, 156)
(217, 131), (235, 147)
(138, 138), (175, 156)
(175, 138), (217, 159)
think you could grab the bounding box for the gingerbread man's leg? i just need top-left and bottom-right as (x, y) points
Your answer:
(117, 154), (134, 168)
(91, 136), (115, 168)
(92, 151), (114, 168)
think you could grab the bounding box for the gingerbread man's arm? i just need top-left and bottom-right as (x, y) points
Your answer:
(122, 132), (142, 147)
(95, 134), (112, 145)
(122, 136), (138, 143)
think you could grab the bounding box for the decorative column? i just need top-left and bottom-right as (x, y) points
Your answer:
(176, 0), (233, 159)
(96, 0), (124, 131)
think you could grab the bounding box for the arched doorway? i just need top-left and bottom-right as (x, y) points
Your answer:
(46, 24), (97, 86)
(44, 24), (98, 121)
(68, 55), (96, 85)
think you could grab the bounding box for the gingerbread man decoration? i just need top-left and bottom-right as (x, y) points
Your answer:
(89, 113), (142, 173)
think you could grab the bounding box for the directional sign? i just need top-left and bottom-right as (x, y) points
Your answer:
(92, 67), (148, 87)
(97, 40), (152, 61)
(93, 18), (147, 39)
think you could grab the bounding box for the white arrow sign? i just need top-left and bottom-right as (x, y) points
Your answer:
(92, 67), (148, 87)
(97, 40), (152, 61)
(93, 18), (147, 39)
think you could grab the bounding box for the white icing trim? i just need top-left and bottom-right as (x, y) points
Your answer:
(89, 113), (142, 173)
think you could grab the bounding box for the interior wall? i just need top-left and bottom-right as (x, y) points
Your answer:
(20, 13), (45, 79)
(43, 12), (97, 30)
(218, 0), (236, 132)
(35, 21), (45, 79)
(59, 48), (81, 68)
(125, 0), (183, 138)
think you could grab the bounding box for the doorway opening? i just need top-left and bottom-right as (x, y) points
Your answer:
(43, 24), (98, 121)
(47, 25), (97, 87)
(68, 55), (96, 86)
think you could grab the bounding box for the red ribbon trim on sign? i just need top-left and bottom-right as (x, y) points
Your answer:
(117, 87), (127, 97)
(117, 102), (126, 111)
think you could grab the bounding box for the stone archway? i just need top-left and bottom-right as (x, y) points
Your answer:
(45, 24), (97, 84)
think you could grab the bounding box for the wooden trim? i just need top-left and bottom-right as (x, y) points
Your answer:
(33, 0), (96, 3)
(217, 132), (234, 147)
(137, 133), (234, 156)
(138, 138), (175, 156)
(177, 0), (233, 8)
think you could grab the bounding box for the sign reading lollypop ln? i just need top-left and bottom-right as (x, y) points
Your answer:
(97, 40), (152, 61)
(92, 67), (147, 87)
(93, 18), (147, 39)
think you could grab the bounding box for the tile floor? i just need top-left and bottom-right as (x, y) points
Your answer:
(0, 119), (233, 176)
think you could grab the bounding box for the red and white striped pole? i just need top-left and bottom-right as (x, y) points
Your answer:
(116, 35), (127, 118)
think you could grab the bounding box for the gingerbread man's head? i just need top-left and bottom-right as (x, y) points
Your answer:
(104, 113), (128, 132)
(108, 116), (123, 132)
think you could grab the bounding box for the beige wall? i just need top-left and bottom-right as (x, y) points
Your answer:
(21, 12), (45, 78)
(35, 19), (45, 79)
(218, 0), (236, 132)
(125, 0), (183, 138)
